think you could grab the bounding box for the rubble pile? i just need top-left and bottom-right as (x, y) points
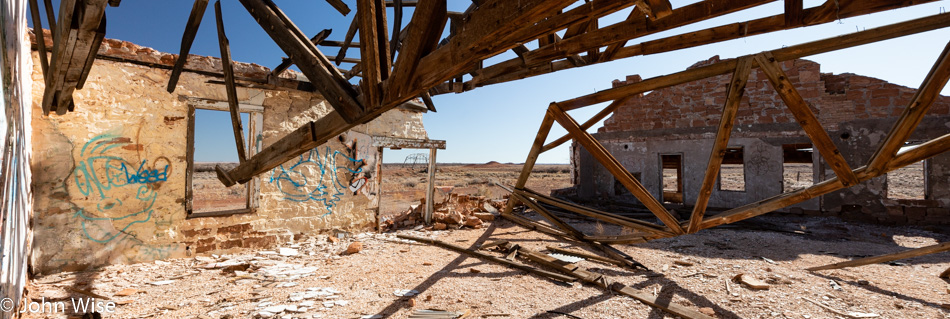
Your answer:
(383, 194), (504, 231)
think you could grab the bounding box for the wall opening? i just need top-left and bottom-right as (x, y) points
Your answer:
(782, 143), (814, 192)
(186, 106), (262, 216)
(719, 147), (745, 192)
(887, 149), (927, 200)
(661, 154), (683, 203)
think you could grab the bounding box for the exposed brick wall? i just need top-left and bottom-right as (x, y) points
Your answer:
(601, 56), (950, 136)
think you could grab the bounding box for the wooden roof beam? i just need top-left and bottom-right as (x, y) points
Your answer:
(168, 0), (209, 93)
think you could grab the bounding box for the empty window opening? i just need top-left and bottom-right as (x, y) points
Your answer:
(719, 147), (745, 192)
(887, 145), (926, 200)
(661, 154), (683, 203)
(189, 108), (255, 214)
(782, 144), (814, 192)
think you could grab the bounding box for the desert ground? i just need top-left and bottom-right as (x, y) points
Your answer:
(36, 161), (944, 319)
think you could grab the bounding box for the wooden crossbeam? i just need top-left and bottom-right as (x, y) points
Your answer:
(325, 0), (350, 15)
(389, 0), (403, 65)
(75, 14), (106, 90)
(357, 0), (391, 109)
(167, 0), (209, 93)
(239, 0), (364, 123)
(215, 0), (246, 164)
(384, 0), (447, 101)
(540, 98), (631, 153)
(866, 40), (950, 175)
(687, 56), (753, 233)
(807, 242), (950, 271)
(785, 0), (803, 27)
(271, 29), (332, 77)
(643, 0), (672, 19)
(754, 51), (858, 187)
(42, 0), (109, 115)
(557, 12), (950, 111)
(518, 187), (673, 237)
(549, 103), (685, 235)
(470, 0), (939, 91)
(336, 16), (359, 66)
(29, 0), (50, 77)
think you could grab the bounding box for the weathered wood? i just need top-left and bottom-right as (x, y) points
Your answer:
(271, 29), (332, 77)
(545, 246), (631, 269)
(239, 0), (364, 123)
(502, 111), (555, 215)
(384, 0), (446, 101)
(540, 99), (630, 153)
(357, 0), (391, 108)
(785, 0), (803, 27)
(558, 12), (950, 111)
(215, 0), (247, 163)
(397, 235), (576, 283)
(512, 192), (587, 239)
(389, 0), (403, 64)
(517, 187), (672, 236)
(887, 133), (950, 172)
(807, 242), (950, 271)
(941, 266), (950, 278)
(420, 92), (437, 112)
(336, 16), (359, 66)
(185, 105), (196, 212)
(866, 39), (950, 175)
(75, 14), (105, 90)
(507, 243), (714, 319)
(550, 103), (685, 234)
(755, 51), (858, 186)
(424, 148), (437, 223)
(325, 0), (350, 16)
(688, 56), (753, 233)
(371, 136), (445, 149)
(167, 0), (209, 93)
(43, 0), (56, 38)
(46, 0), (108, 114)
(643, 0), (672, 19)
(29, 0), (50, 77)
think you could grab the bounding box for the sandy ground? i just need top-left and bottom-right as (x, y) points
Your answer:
(22, 211), (950, 319)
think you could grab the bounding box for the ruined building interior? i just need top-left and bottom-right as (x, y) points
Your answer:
(0, 0), (949, 318)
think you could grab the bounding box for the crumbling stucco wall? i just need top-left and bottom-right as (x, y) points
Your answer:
(30, 36), (427, 274)
(573, 57), (950, 225)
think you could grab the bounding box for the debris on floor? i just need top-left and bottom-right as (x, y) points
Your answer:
(383, 194), (504, 231)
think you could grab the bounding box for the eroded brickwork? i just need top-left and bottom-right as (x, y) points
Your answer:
(574, 56), (950, 226)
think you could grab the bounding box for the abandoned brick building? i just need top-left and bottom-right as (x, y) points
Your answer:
(27, 32), (433, 275)
(570, 56), (950, 225)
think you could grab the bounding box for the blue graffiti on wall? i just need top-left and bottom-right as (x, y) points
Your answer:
(121, 160), (169, 184)
(72, 133), (163, 243)
(269, 139), (368, 217)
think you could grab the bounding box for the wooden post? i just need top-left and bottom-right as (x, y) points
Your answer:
(688, 56), (753, 233)
(424, 148), (437, 224)
(375, 146), (384, 232)
(215, 0), (247, 163)
(549, 103), (685, 234)
(807, 242), (950, 271)
(28, 0), (50, 78)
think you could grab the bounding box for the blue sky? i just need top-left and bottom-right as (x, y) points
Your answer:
(29, 1), (950, 163)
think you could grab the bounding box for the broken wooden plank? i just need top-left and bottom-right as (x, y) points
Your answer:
(687, 56), (753, 233)
(549, 103), (685, 234)
(866, 39), (950, 175)
(357, 0), (391, 109)
(167, 0), (209, 93)
(754, 51), (858, 187)
(511, 192), (587, 239)
(396, 234), (576, 283)
(545, 246), (631, 268)
(941, 266), (950, 278)
(271, 29), (332, 77)
(215, 0), (247, 163)
(336, 16), (360, 66)
(517, 187), (672, 236)
(420, 92), (437, 112)
(384, 0), (447, 101)
(807, 242), (950, 271)
(29, 0), (50, 77)
(325, 0), (350, 15)
(239, 0), (364, 123)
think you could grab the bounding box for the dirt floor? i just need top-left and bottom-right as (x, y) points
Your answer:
(21, 213), (950, 319)
(41, 162), (943, 319)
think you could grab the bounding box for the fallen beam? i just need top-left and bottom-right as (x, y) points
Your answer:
(215, 0), (247, 163)
(807, 242), (950, 271)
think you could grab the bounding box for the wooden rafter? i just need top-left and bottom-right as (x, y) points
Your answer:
(168, 0), (209, 93)
(336, 16), (360, 66)
(325, 0), (350, 16)
(271, 29), (332, 78)
(384, 0), (447, 101)
(549, 103), (686, 235)
(687, 56), (754, 233)
(357, 0), (391, 109)
(214, 0), (246, 164)
(754, 51), (858, 187)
